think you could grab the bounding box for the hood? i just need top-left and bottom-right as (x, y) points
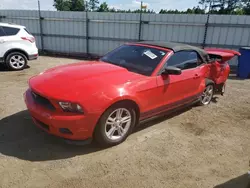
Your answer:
(29, 61), (144, 100)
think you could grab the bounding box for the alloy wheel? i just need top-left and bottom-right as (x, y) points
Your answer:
(104, 108), (132, 141)
(9, 55), (25, 69)
(201, 85), (214, 105)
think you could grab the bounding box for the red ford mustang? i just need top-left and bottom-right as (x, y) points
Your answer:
(24, 42), (240, 147)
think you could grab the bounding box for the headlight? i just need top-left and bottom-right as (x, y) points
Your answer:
(58, 102), (83, 113)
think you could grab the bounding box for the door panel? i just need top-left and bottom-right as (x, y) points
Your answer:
(156, 68), (201, 107)
(155, 51), (206, 112)
(141, 50), (207, 119)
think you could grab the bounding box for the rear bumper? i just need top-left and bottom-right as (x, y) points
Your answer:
(28, 54), (38, 60)
(24, 89), (99, 141)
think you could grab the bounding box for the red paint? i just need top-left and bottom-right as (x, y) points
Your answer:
(205, 48), (239, 85)
(24, 44), (238, 141)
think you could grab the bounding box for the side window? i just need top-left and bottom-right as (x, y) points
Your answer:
(166, 51), (201, 70)
(2, 26), (20, 36)
(0, 27), (5, 37)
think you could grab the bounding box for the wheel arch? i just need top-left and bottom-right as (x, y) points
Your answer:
(106, 99), (140, 124)
(93, 98), (141, 136)
(112, 99), (140, 123)
(4, 48), (29, 61)
(205, 78), (215, 86)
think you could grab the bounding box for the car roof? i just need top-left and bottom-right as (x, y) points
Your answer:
(0, 22), (25, 28)
(135, 41), (209, 61)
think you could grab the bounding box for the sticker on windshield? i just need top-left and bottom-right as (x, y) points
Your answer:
(160, 51), (166, 56)
(143, 50), (158, 59)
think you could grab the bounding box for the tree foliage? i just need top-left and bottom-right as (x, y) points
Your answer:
(88, 0), (99, 11)
(53, 0), (86, 11)
(53, 0), (250, 15)
(199, 0), (250, 14)
(159, 6), (205, 14)
(97, 2), (109, 12)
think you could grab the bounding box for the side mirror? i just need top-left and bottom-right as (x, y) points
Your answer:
(162, 66), (182, 75)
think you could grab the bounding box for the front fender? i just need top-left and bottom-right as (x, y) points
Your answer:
(80, 86), (141, 114)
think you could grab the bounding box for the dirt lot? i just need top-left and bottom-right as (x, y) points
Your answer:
(0, 56), (249, 188)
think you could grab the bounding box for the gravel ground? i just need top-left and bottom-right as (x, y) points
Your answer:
(0, 56), (249, 188)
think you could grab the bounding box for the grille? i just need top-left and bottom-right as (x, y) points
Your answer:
(31, 91), (56, 111)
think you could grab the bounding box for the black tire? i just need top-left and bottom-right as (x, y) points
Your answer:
(94, 102), (136, 147)
(199, 83), (214, 106)
(5, 52), (27, 71)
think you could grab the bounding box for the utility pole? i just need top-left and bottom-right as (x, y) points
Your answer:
(85, 0), (89, 57)
(202, 0), (213, 49)
(138, 1), (143, 41)
(38, 0), (44, 52)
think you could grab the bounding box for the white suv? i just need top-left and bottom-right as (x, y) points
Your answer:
(0, 23), (38, 70)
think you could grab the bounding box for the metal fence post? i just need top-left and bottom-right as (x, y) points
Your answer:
(0, 10), (6, 22)
(138, 1), (143, 41)
(38, 0), (44, 52)
(85, 1), (89, 57)
(202, 0), (213, 49)
(202, 14), (209, 49)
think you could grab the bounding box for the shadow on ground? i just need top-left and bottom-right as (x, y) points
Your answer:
(0, 64), (7, 71)
(214, 173), (250, 188)
(0, 110), (102, 161)
(0, 105), (195, 162)
(0, 64), (30, 72)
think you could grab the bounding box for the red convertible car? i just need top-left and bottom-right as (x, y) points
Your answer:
(24, 42), (240, 147)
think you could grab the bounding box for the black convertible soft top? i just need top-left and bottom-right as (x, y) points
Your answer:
(136, 41), (209, 62)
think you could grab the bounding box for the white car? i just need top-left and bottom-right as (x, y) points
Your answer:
(0, 23), (38, 70)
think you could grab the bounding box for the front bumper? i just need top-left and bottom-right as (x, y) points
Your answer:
(24, 89), (99, 141)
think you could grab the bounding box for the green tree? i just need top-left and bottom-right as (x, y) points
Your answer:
(70, 0), (86, 11)
(242, 0), (250, 14)
(53, 0), (86, 11)
(53, 0), (71, 11)
(88, 0), (100, 11)
(97, 2), (109, 12)
(193, 6), (206, 14)
(199, 0), (244, 13)
(159, 6), (204, 14)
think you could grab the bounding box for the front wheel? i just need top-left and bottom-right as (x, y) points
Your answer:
(199, 84), (214, 105)
(94, 103), (136, 147)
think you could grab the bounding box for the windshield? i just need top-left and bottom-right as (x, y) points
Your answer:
(100, 44), (167, 76)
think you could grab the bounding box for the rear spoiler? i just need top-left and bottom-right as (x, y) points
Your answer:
(205, 48), (241, 62)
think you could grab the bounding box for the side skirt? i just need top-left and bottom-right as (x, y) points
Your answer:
(139, 98), (200, 124)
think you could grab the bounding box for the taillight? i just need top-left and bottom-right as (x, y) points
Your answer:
(21, 37), (35, 43)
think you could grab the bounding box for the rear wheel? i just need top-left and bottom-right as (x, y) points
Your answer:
(94, 103), (136, 147)
(199, 84), (214, 105)
(5, 52), (27, 71)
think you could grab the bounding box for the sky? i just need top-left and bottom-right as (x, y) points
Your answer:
(0, 0), (200, 12)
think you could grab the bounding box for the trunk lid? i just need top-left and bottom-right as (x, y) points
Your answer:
(205, 48), (241, 62)
(205, 48), (241, 85)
